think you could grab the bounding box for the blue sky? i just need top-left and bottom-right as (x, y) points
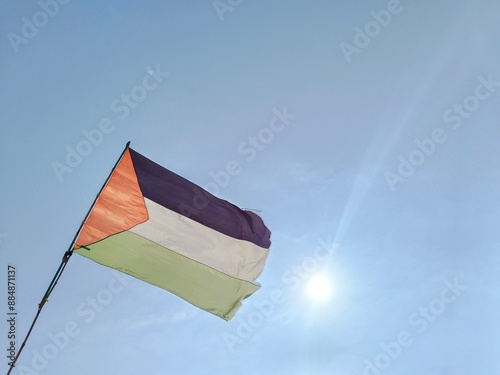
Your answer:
(1, 0), (500, 374)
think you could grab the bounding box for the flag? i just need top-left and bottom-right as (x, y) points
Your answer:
(73, 147), (271, 321)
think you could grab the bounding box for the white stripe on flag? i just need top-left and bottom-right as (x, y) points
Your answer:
(130, 198), (269, 282)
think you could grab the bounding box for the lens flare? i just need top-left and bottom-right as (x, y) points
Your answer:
(307, 275), (332, 301)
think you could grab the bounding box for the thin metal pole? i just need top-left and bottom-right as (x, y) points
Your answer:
(7, 141), (131, 374)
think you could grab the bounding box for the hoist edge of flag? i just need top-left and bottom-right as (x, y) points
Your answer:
(74, 149), (148, 249)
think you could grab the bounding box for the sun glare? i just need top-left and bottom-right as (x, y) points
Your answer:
(307, 275), (332, 301)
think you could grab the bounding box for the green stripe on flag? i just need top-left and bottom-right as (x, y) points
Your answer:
(74, 231), (259, 320)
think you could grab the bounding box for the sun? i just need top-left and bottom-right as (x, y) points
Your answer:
(307, 275), (332, 301)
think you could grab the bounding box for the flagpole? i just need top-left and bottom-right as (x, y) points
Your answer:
(7, 141), (131, 375)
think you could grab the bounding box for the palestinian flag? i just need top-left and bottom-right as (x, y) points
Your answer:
(73, 146), (271, 321)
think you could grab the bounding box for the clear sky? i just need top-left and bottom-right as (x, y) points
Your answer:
(1, 1), (500, 374)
